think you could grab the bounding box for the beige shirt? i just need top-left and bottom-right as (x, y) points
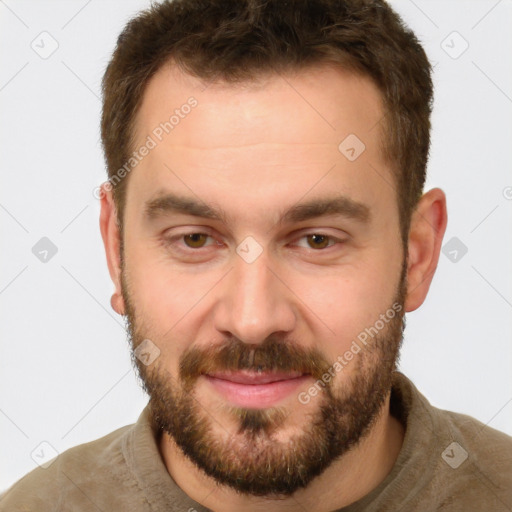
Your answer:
(1, 372), (511, 511)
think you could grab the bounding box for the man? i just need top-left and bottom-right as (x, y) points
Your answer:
(2, 0), (511, 510)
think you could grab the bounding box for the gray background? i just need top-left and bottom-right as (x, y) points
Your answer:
(1, 0), (511, 491)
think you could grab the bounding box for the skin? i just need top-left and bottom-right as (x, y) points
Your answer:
(100, 63), (447, 511)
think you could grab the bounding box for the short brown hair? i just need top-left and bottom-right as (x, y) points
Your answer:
(101, 0), (433, 242)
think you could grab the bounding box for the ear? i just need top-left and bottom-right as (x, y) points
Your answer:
(405, 187), (448, 312)
(99, 184), (125, 316)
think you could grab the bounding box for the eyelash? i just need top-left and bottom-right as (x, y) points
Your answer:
(163, 230), (346, 254)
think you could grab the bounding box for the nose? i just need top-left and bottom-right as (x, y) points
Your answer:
(213, 251), (297, 344)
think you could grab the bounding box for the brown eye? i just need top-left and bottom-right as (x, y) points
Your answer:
(306, 234), (331, 249)
(183, 233), (209, 248)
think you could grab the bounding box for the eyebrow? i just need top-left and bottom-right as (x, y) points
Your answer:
(144, 192), (370, 225)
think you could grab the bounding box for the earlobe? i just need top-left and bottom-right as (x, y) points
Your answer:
(404, 188), (448, 312)
(111, 292), (125, 316)
(99, 183), (126, 316)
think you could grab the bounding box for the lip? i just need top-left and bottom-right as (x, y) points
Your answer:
(203, 371), (310, 408)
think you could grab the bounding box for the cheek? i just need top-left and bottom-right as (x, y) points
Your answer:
(123, 247), (188, 357)
(289, 254), (401, 354)
(124, 247), (225, 356)
(126, 235), (192, 315)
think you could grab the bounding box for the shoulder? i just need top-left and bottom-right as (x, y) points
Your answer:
(443, 407), (512, 454)
(0, 423), (138, 511)
(391, 373), (512, 510)
(441, 408), (512, 480)
(423, 402), (512, 510)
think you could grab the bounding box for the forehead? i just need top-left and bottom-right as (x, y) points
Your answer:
(136, 62), (385, 147)
(126, 62), (394, 227)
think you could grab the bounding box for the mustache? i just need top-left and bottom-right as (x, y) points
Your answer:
(179, 336), (332, 387)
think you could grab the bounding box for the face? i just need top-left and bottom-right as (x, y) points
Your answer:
(119, 63), (407, 496)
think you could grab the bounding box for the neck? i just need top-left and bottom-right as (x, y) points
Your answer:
(158, 393), (404, 512)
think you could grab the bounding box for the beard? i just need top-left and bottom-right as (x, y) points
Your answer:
(121, 260), (407, 497)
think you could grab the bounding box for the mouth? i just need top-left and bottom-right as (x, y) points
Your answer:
(202, 370), (311, 408)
